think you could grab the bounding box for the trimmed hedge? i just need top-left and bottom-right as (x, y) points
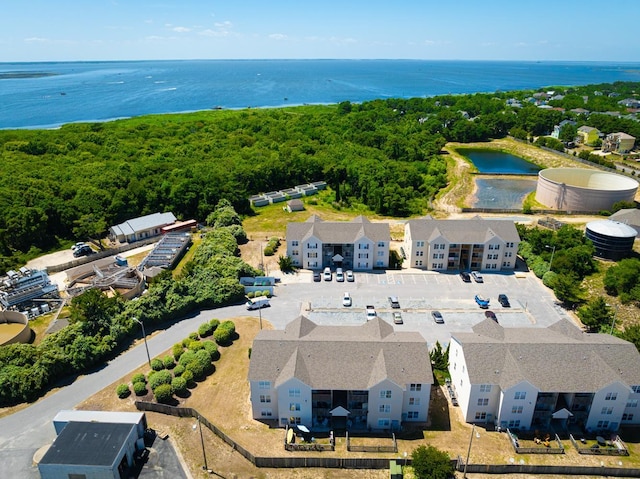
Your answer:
(116, 383), (130, 399)
(163, 355), (175, 369)
(153, 383), (174, 404)
(150, 358), (165, 371)
(131, 373), (146, 384)
(148, 370), (172, 391)
(133, 381), (148, 396)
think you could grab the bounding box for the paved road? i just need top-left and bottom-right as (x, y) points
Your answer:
(0, 268), (568, 478)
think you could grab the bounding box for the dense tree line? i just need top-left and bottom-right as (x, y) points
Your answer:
(0, 203), (255, 406)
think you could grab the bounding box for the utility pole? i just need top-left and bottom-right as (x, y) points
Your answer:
(463, 424), (476, 479)
(133, 317), (151, 368)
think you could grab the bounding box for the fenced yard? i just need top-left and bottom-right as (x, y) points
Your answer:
(506, 428), (565, 454)
(346, 432), (397, 453)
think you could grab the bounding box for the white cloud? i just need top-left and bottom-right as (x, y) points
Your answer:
(268, 33), (287, 40)
(199, 20), (233, 37)
(172, 26), (191, 33)
(24, 37), (50, 43)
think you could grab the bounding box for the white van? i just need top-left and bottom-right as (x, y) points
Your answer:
(246, 296), (270, 310)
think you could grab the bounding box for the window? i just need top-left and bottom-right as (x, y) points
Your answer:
(378, 419), (390, 428)
(416, 241), (425, 247)
(380, 390), (392, 399)
(409, 397), (421, 406)
(511, 406), (523, 414)
(289, 417), (301, 425)
(415, 260), (423, 266)
(627, 399), (638, 408)
(494, 244), (500, 250)
(291, 241), (299, 246)
(358, 253), (369, 259)
(597, 420), (609, 429)
(508, 420), (520, 428)
(437, 253), (444, 259)
(379, 404), (390, 413)
(433, 253), (439, 259)
(410, 384), (422, 391)
(506, 242), (514, 248)
(307, 252), (317, 258)
(407, 411), (419, 419)
(475, 412), (487, 420)
(601, 407), (613, 415)
(416, 251), (424, 256)
(289, 403), (300, 411)
(308, 243), (317, 249)
(377, 241), (385, 248)
(632, 386), (640, 393)
(514, 391), (526, 400)
(490, 264), (497, 269)
(623, 413), (634, 421)
(377, 251), (384, 256)
(359, 244), (369, 250)
(289, 388), (300, 397)
(376, 260), (384, 266)
(488, 244), (494, 250)
(261, 409), (272, 417)
(259, 395), (271, 403)
(259, 381), (270, 389)
(502, 262), (509, 268)
(292, 250), (299, 256)
(477, 398), (489, 406)
(480, 385), (492, 393)
(605, 392), (618, 401)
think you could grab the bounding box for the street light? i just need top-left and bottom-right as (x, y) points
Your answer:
(133, 317), (151, 368)
(545, 244), (556, 272)
(463, 424), (476, 479)
(193, 415), (211, 473)
(608, 303), (619, 335)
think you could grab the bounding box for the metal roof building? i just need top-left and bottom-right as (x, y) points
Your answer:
(109, 212), (177, 243)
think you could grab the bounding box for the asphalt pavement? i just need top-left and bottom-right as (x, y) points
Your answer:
(0, 267), (570, 478)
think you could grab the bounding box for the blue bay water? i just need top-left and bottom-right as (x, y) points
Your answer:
(461, 149), (542, 175)
(1, 59), (640, 129)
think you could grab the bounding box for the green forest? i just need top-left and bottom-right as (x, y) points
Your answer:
(0, 81), (639, 270)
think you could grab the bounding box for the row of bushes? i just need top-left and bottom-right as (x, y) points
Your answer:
(246, 290), (272, 299)
(263, 236), (281, 256)
(117, 319), (234, 403)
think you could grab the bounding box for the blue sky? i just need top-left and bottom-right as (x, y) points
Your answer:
(2, 0), (639, 62)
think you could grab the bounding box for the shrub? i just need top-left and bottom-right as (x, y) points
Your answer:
(178, 350), (197, 367)
(153, 383), (174, 404)
(209, 319), (220, 331)
(131, 373), (146, 384)
(185, 360), (207, 381)
(214, 320), (236, 345)
(172, 376), (188, 396)
(172, 343), (184, 361)
(148, 369), (172, 390)
(133, 381), (148, 396)
(188, 340), (205, 352)
(163, 355), (175, 369)
(116, 383), (130, 399)
(246, 291), (255, 299)
(198, 322), (214, 338)
(195, 348), (212, 366)
(181, 369), (194, 386)
(173, 364), (185, 377)
(202, 340), (219, 360)
(188, 332), (199, 341)
(150, 358), (165, 371)
(181, 337), (192, 347)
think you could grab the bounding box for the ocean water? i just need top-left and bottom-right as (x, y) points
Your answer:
(1, 59), (640, 129)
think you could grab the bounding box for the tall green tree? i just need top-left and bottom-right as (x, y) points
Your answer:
(411, 445), (453, 479)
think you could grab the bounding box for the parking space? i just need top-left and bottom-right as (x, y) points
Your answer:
(264, 269), (574, 347)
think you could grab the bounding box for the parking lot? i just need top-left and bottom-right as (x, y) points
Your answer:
(261, 269), (575, 347)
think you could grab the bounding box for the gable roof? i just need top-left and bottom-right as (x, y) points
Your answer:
(111, 212), (176, 237)
(248, 316), (432, 390)
(406, 216), (520, 244)
(286, 215), (390, 244)
(451, 319), (640, 393)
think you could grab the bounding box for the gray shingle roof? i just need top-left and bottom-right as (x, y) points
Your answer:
(452, 319), (640, 392)
(407, 216), (520, 244)
(111, 212), (176, 237)
(286, 215), (390, 244)
(248, 316), (433, 390)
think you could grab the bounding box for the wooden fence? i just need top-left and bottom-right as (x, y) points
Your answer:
(506, 429), (564, 454)
(569, 434), (630, 456)
(346, 432), (397, 453)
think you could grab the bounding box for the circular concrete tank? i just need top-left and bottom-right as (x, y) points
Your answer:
(535, 168), (638, 212)
(586, 220), (637, 260)
(0, 311), (31, 346)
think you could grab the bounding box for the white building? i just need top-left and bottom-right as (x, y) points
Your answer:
(403, 216), (520, 272)
(109, 212), (177, 243)
(286, 215), (390, 271)
(248, 316), (432, 431)
(449, 318), (640, 433)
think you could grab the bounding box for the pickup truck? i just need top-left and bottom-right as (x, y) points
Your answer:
(366, 305), (376, 320)
(474, 294), (490, 309)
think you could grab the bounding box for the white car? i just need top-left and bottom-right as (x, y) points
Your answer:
(346, 270), (354, 282)
(471, 271), (484, 283)
(342, 292), (352, 307)
(323, 267), (332, 281)
(336, 267), (345, 282)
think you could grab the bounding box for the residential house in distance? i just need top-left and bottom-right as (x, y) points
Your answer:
(248, 316), (433, 431)
(109, 212), (177, 243)
(603, 132), (636, 154)
(449, 318), (640, 432)
(576, 126), (600, 146)
(403, 216), (520, 272)
(551, 119), (576, 139)
(286, 215), (390, 271)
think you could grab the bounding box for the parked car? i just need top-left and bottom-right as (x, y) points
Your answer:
(392, 311), (403, 324)
(313, 271), (321, 282)
(485, 310), (498, 322)
(71, 242), (86, 251)
(471, 271), (484, 283)
(498, 294), (510, 307)
(459, 271), (471, 283)
(431, 310), (444, 324)
(366, 305), (376, 320)
(342, 292), (352, 307)
(246, 296), (270, 310)
(336, 267), (344, 282)
(346, 270), (355, 282)
(388, 296), (400, 309)
(73, 245), (93, 258)
(475, 294), (490, 309)
(323, 267), (332, 281)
